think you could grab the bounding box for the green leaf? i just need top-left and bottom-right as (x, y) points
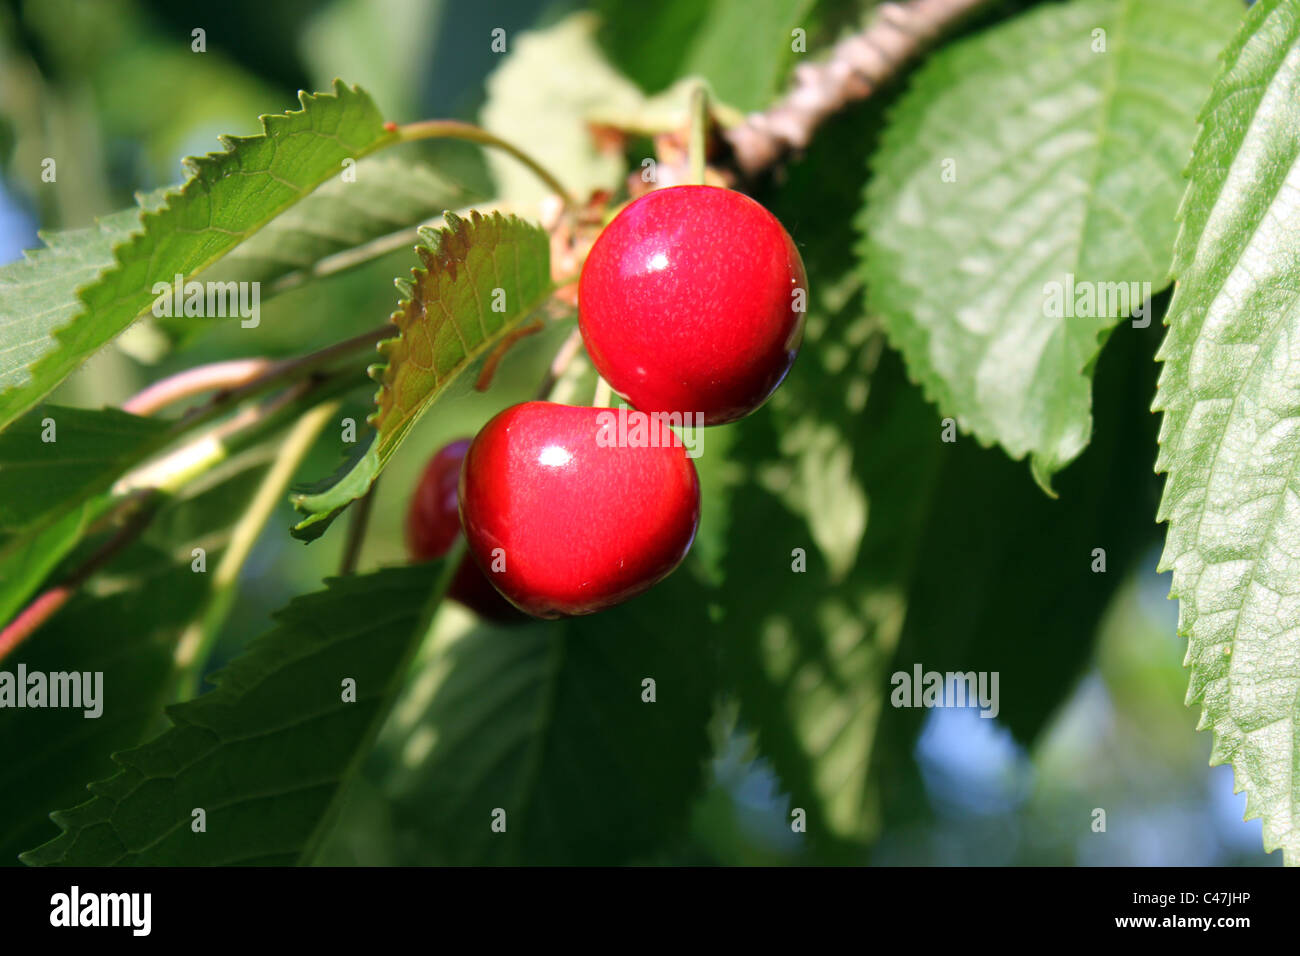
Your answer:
(354, 570), (717, 865)
(859, 0), (1240, 488)
(0, 553), (205, 864)
(21, 563), (444, 866)
(481, 12), (642, 207)
(1153, 0), (1300, 865)
(0, 81), (397, 433)
(290, 211), (552, 539)
(0, 208), (149, 403)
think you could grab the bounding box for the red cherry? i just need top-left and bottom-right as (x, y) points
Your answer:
(578, 185), (807, 426)
(406, 439), (522, 623)
(407, 439), (471, 562)
(459, 401), (700, 618)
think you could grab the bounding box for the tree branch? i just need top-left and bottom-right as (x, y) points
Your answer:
(724, 0), (992, 175)
(123, 359), (274, 416)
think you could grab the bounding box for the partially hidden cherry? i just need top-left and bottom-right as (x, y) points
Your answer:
(458, 401), (701, 618)
(406, 438), (522, 623)
(578, 185), (807, 426)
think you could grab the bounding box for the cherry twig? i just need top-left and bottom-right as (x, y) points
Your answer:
(534, 326), (586, 401)
(338, 474), (379, 576)
(123, 358), (274, 416)
(725, 0), (992, 175)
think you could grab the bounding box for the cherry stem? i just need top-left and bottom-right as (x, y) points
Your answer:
(689, 83), (709, 186)
(396, 120), (577, 215)
(339, 474), (379, 576)
(535, 326), (586, 401)
(593, 376), (614, 409)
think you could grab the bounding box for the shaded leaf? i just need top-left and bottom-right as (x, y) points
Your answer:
(361, 570), (717, 865)
(0, 553), (206, 864)
(722, 344), (945, 853)
(0, 405), (168, 534)
(481, 12), (641, 207)
(21, 564), (443, 865)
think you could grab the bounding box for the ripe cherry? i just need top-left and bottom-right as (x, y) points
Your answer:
(406, 439), (521, 623)
(578, 185), (807, 426)
(458, 401), (700, 618)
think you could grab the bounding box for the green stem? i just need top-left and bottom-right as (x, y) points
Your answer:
(396, 120), (577, 212)
(173, 400), (340, 699)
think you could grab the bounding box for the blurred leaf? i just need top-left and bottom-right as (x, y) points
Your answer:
(21, 563), (443, 865)
(595, 0), (825, 111)
(859, 0), (1239, 488)
(290, 211), (551, 539)
(689, 423), (738, 587)
(0, 500), (100, 627)
(300, 0), (440, 119)
(682, 0), (817, 112)
(0, 550), (205, 864)
(138, 454), (272, 560)
(593, 0), (711, 93)
(363, 571), (717, 865)
(1153, 0), (1300, 865)
(0, 404), (171, 624)
(481, 12), (641, 208)
(870, 315), (1166, 832)
(208, 157), (476, 288)
(0, 81), (397, 432)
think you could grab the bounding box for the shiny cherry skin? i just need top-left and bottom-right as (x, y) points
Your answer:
(458, 401), (700, 618)
(406, 439), (522, 623)
(578, 185), (807, 426)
